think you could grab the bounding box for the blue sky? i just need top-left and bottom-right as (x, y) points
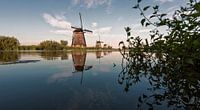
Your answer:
(0, 0), (188, 47)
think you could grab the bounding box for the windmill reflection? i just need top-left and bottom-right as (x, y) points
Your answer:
(96, 50), (112, 64)
(96, 51), (102, 59)
(72, 50), (93, 84)
(96, 51), (103, 64)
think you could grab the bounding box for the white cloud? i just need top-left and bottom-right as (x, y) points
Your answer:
(94, 26), (112, 34)
(48, 72), (73, 83)
(72, 0), (80, 5)
(84, 0), (111, 8)
(117, 17), (123, 21)
(91, 22), (98, 28)
(43, 13), (71, 29)
(154, 0), (173, 3)
(50, 30), (72, 36)
(71, 0), (112, 8)
(137, 29), (151, 33)
(132, 23), (142, 29)
(106, 5), (113, 14)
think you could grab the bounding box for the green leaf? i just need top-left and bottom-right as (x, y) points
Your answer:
(145, 22), (150, 27)
(150, 35), (155, 40)
(119, 41), (124, 46)
(161, 14), (167, 18)
(125, 27), (131, 32)
(194, 2), (200, 13)
(141, 19), (146, 26)
(193, 39), (200, 48)
(150, 15), (156, 19)
(137, 0), (142, 3)
(185, 58), (194, 65)
(145, 39), (149, 46)
(133, 5), (139, 9)
(146, 102), (153, 107)
(143, 6), (150, 11)
(138, 96), (142, 103)
(143, 94), (147, 98)
(153, 5), (159, 10)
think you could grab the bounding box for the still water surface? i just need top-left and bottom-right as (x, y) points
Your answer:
(0, 51), (199, 110)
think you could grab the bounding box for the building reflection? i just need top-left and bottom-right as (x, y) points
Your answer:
(71, 50), (93, 84)
(72, 50), (87, 72)
(96, 51), (103, 59)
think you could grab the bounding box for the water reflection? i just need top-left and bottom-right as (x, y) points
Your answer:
(96, 51), (103, 59)
(72, 50), (93, 84)
(0, 52), (40, 65)
(0, 52), (19, 63)
(118, 52), (200, 109)
(40, 51), (69, 60)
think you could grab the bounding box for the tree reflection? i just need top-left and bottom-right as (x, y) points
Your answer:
(0, 52), (19, 64)
(40, 51), (69, 60)
(118, 51), (200, 109)
(0, 52), (40, 65)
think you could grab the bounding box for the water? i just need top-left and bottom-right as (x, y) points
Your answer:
(0, 51), (199, 110)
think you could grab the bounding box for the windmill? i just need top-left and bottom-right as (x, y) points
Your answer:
(95, 34), (103, 48)
(71, 13), (93, 48)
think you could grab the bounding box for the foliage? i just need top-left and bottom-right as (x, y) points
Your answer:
(0, 52), (19, 63)
(19, 45), (41, 50)
(0, 36), (20, 51)
(119, 0), (200, 109)
(39, 40), (63, 50)
(60, 40), (68, 46)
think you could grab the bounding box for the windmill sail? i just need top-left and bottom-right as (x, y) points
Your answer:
(79, 13), (83, 29)
(83, 29), (93, 33)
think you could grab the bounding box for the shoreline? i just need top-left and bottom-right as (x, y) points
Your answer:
(0, 48), (119, 52)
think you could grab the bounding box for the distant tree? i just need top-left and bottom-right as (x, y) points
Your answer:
(39, 40), (62, 50)
(19, 45), (40, 50)
(60, 40), (68, 46)
(0, 36), (20, 51)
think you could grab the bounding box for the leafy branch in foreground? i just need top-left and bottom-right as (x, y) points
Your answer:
(119, 0), (200, 109)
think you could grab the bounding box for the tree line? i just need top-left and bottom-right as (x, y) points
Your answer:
(0, 36), (69, 51)
(0, 36), (114, 51)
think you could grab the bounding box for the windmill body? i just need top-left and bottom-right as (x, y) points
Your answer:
(71, 13), (92, 48)
(72, 28), (86, 47)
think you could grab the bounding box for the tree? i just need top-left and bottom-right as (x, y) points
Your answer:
(60, 40), (68, 46)
(39, 40), (62, 50)
(0, 36), (20, 51)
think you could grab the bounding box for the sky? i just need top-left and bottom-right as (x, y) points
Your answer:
(0, 0), (189, 48)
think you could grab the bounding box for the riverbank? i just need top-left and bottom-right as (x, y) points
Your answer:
(0, 48), (119, 52)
